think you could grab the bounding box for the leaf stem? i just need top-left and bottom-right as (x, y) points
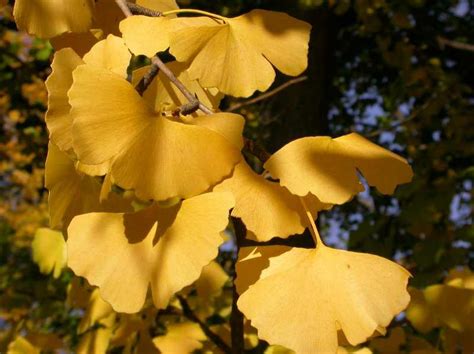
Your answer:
(299, 197), (325, 247)
(162, 9), (227, 22)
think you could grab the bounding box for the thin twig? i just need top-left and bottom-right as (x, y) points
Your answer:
(114, 0), (132, 16)
(126, 2), (162, 17)
(135, 63), (159, 95)
(115, 0), (213, 115)
(437, 36), (474, 53)
(177, 295), (232, 354)
(228, 76), (308, 112)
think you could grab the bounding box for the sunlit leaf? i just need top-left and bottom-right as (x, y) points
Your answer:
(69, 64), (242, 201)
(13, 0), (94, 38)
(153, 322), (206, 353)
(264, 133), (413, 204)
(31, 228), (66, 278)
(67, 192), (234, 313)
(166, 10), (311, 97)
(214, 161), (329, 241)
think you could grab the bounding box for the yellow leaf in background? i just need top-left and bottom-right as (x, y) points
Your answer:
(45, 48), (84, 153)
(137, 0), (179, 12)
(265, 345), (294, 354)
(214, 161), (330, 241)
(13, 0), (94, 38)
(69, 64), (242, 201)
(78, 289), (114, 334)
(67, 192), (234, 313)
(153, 322), (206, 354)
(93, 0), (126, 36)
(24, 333), (63, 352)
(423, 284), (474, 332)
(167, 10), (311, 97)
(31, 228), (66, 278)
(120, 16), (171, 57)
(337, 347), (373, 354)
(264, 133), (413, 204)
(370, 327), (405, 353)
(238, 226), (410, 353)
(445, 267), (474, 290)
(405, 288), (440, 333)
(7, 337), (40, 354)
(132, 62), (223, 112)
(77, 312), (116, 354)
(83, 35), (131, 77)
(195, 261), (228, 299)
(45, 143), (132, 230)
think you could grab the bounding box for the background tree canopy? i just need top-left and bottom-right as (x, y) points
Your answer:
(0, 0), (472, 353)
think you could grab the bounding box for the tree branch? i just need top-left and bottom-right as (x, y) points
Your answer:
(135, 63), (159, 95)
(126, 2), (162, 17)
(176, 295), (232, 354)
(228, 76), (308, 112)
(437, 36), (474, 53)
(115, 0), (213, 115)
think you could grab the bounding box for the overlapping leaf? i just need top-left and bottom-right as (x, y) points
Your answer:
(45, 143), (131, 230)
(67, 192), (234, 313)
(238, 242), (411, 353)
(215, 161), (330, 241)
(46, 36), (130, 153)
(264, 133), (413, 204)
(13, 0), (94, 38)
(69, 64), (243, 201)
(167, 10), (310, 97)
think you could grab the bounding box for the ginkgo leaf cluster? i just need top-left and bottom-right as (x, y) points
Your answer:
(13, 1), (418, 353)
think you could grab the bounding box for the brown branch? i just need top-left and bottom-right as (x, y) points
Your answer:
(126, 2), (162, 17)
(135, 63), (159, 95)
(176, 295), (232, 354)
(437, 36), (474, 53)
(115, 0), (214, 115)
(228, 76), (308, 112)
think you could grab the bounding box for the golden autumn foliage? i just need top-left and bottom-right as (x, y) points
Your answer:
(2, 0), (472, 353)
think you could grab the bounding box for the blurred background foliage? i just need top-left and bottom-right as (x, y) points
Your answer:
(0, 0), (472, 353)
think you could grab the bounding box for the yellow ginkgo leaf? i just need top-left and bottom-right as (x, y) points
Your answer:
(153, 322), (206, 354)
(132, 62), (223, 112)
(45, 48), (84, 153)
(214, 161), (330, 241)
(238, 219), (410, 353)
(195, 261), (228, 299)
(444, 267), (474, 290)
(120, 16), (171, 57)
(7, 337), (40, 354)
(13, 0), (94, 38)
(78, 289), (114, 334)
(69, 64), (243, 201)
(67, 192), (234, 313)
(77, 312), (116, 354)
(82, 35), (131, 77)
(45, 143), (131, 230)
(405, 288), (440, 333)
(32, 228), (66, 278)
(166, 10), (311, 97)
(264, 133), (413, 204)
(423, 284), (474, 332)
